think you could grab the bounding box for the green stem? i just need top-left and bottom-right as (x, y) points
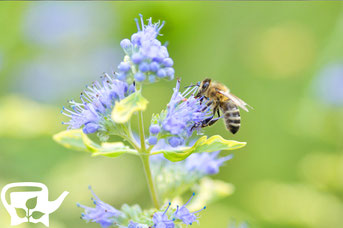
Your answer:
(140, 154), (160, 209)
(137, 110), (160, 208)
(138, 111), (146, 151)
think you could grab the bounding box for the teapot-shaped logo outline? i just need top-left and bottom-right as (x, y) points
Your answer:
(1, 182), (69, 227)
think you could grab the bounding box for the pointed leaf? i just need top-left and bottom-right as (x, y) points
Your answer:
(31, 211), (45, 219)
(26, 197), (37, 210)
(92, 142), (137, 157)
(15, 208), (27, 218)
(53, 129), (101, 152)
(162, 135), (246, 162)
(53, 129), (137, 158)
(53, 129), (88, 151)
(194, 135), (247, 153)
(111, 91), (148, 124)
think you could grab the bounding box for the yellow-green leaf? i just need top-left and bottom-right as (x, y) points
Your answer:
(53, 129), (88, 152)
(92, 142), (137, 158)
(111, 91), (148, 124)
(162, 135), (246, 162)
(53, 129), (137, 157)
(195, 135), (246, 153)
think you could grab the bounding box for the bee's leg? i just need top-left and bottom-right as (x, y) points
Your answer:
(199, 116), (221, 128)
(206, 117), (221, 126)
(202, 100), (213, 111)
(200, 105), (223, 128)
(199, 96), (204, 105)
(199, 96), (209, 105)
(191, 114), (213, 130)
(192, 101), (216, 130)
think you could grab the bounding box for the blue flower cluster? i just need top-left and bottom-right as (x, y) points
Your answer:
(152, 202), (175, 228)
(148, 79), (212, 147)
(77, 186), (123, 228)
(174, 193), (206, 225)
(117, 14), (174, 83)
(150, 150), (233, 200)
(62, 74), (134, 135)
(151, 149), (233, 177)
(78, 188), (205, 228)
(153, 194), (206, 227)
(186, 151), (234, 175)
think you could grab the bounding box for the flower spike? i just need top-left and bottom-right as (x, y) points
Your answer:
(62, 75), (134, 138)
(148, 79), (212, 147)
(117, 14), (174, 83)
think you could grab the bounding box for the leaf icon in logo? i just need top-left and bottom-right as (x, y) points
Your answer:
(15, 208), (27, 218)
(26, 196), (37, 210)
(31, 211), (45, 219)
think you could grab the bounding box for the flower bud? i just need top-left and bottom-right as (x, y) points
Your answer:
(149, 124), (161, 134)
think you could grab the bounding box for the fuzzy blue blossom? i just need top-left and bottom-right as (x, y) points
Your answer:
(148, 136), (158, 145)
(77, 186), (123, 228)
(149, 124), (161, 135)
(151, 150), (233, 177)
(62, 74), (134, 136)
(149, 80), (212, 147)
(153, 203), (175, 228)
(150, 150), (234, 200)
(186, 151), (234, 175)
(174, 193), (206, 225)
(117, 14), (174, 83)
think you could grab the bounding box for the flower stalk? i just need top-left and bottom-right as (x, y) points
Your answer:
(140, 154), (160, 209)
(137, 108), (160, 209)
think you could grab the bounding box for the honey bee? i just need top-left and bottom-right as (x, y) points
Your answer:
(193, 78), (251, 134)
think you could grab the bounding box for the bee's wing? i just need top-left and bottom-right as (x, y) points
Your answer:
(217, 90), (252, 112)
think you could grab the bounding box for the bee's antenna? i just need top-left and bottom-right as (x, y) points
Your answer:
(184, 82), (200, 89)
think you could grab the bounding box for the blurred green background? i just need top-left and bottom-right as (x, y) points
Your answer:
(1, 2), (343, 228)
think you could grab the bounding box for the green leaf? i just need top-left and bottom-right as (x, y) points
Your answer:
(26, 197), (37, 210)
(53, 129), (88, 152)
(31, 211), (45, 219)
(53, 129), (137, 157)
(92, 142), (137, 157)
(111, 91), (148, 124)
(161, 135), (246, 162)
(53, 129), (101, 152)
(15, 208), (27, 218)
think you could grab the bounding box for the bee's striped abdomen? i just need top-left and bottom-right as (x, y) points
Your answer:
(221, 101), (241, 134)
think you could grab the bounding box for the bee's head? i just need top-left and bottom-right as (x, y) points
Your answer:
(195, 78), (212, 98)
